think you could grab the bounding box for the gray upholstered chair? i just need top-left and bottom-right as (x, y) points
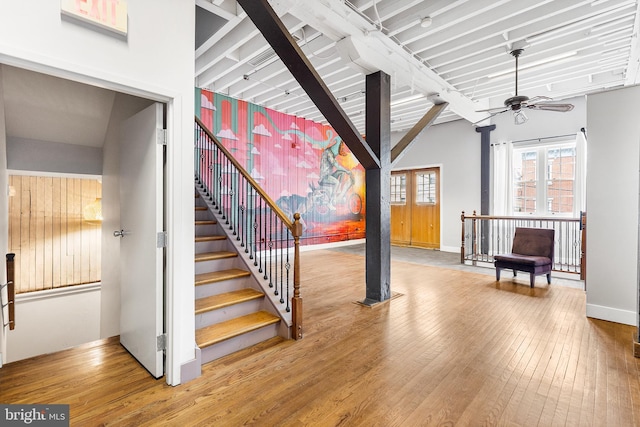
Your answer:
(494, 227), (555, 288)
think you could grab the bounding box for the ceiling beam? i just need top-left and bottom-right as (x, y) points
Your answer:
(236, 0), (380, 169)
(282, 0), (487, 123)
(391, 102), (449, 164)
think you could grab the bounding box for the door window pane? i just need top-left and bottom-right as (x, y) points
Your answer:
(415, 171), (436, 204)
(390, 174), (406, 204)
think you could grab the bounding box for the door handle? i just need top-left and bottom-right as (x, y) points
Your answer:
(113, 230), (130, 238)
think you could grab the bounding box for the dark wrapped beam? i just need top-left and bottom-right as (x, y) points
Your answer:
(236, 0), (380, 170)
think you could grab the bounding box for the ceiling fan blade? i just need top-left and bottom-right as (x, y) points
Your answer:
(476, 106), (509, 113)
(472, 108), (508, 125)
(526, 103), (574, 112)
(525, 95), (552, 104)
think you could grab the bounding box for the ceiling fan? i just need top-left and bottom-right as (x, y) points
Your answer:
(475, 48), (574, 125)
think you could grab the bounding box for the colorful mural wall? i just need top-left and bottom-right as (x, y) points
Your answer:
(196, 88), (366, 245)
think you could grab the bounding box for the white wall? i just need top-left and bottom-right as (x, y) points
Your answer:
(392, 119), (481, 252)
(585, 86), (640, 325)
(0, 65), (7, 366)
(6, 285), (100, 363)
(7, 137), (103, 175)
(0, 1), (195, 385)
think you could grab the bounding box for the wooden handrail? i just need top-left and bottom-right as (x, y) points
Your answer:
(461, 212), (581, 222)
(195, 116), (295, 231)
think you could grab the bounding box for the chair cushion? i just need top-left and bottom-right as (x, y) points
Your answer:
(494, 253), (551, 266)
(511, 228), (555, 259)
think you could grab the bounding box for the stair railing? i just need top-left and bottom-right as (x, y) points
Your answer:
(195, 117), (303, 339)
(1, 253), (15, 330)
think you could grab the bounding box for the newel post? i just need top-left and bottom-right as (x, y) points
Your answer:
(292, 213), (303, 340)
(461, 211), (465, 264)
(6, 253), (15, 330)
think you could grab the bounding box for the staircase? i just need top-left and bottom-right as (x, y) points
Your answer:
(194, 191), (283, 364)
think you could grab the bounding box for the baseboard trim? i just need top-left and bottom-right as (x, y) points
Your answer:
(300, 239), (366, 252)
(439, 245), (459, 253)
(180, 346), (202, 384)
(586, 303), (635, 326)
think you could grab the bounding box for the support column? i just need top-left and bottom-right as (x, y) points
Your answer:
(363, 71), (391, 305)
(475, 124), (496, 254)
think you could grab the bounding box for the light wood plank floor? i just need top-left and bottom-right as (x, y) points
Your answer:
(1, 250), (639, 426)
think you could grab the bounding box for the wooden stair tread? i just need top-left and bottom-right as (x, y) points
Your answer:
(195, 268), (251, 286)
(195, 289), (264, 314)
(195, 251), (237, 262)
(195, 220), (217, 225)
(195, 235), (226, 243)
(196, 311), (280, 348)
(195, 206), (207, 211)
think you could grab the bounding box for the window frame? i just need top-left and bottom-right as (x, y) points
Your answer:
(390, 173), (407, 205)
(415, 170), (437, 205)
(511, 139), (577, 217)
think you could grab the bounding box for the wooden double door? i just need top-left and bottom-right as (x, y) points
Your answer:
(390, 167), (440, 249)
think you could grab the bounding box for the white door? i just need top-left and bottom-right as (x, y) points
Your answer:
(118, 103), (164, 378)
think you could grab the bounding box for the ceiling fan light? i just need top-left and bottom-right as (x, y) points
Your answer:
(513, 110), (528, 125)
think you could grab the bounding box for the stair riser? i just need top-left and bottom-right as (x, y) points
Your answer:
(199, 323), (279, 364)
(195, 239), (229, 254)
(195, 224), (218, 236)
(195, 210), (212, 221)
(195, 258), (241, 275)
(195, 277), (252, 298)
(196, 299), (264, 329)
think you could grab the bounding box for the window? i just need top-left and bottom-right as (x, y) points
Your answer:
(415, 171), (436, 204)
(513, 149), (537, 213)
(8, 175), (102, 294)
(390, 173), (406, 204)
(512, 141), (576, 216)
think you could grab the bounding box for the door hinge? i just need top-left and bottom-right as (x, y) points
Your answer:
(157, 231), (167, 248)
(157, 333), (167, 352)
(157, 128), (167, 146)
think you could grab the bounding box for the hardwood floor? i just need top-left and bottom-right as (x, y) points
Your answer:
(1, 249), (639, 426)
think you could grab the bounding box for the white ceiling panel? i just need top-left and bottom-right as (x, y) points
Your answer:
(196, 0), (640, 132)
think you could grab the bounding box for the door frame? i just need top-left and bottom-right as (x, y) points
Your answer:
(390, 164), (444, 250)
(0, 56), (183, 386)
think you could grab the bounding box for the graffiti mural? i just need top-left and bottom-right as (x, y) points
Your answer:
(196, 88), (366, 245)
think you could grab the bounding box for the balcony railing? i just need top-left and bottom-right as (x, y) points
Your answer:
(461, 211), (586, 278)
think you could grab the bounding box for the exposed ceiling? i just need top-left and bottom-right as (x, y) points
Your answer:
(195, 0), (640, 132)
(3, 1), (639, 149)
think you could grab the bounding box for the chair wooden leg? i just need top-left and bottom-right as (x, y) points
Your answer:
(546, 273), (551, 284)
(530, 273), (535, 288)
